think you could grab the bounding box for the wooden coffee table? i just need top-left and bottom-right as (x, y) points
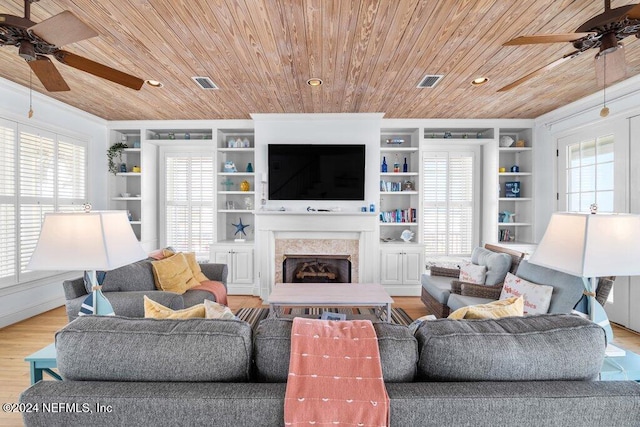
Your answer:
(268, 283), (394, 322)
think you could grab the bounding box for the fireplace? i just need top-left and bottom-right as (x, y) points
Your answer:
(283, 254), (352, 283)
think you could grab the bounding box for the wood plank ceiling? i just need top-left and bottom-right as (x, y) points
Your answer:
(1, 0), (639, 120)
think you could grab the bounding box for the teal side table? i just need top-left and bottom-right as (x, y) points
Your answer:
(24, 343), (61, 385)
(599, 348), (640, 381)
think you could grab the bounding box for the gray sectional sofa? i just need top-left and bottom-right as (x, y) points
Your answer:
(19, 314), (640, 426)
(62, 258), (228, 321)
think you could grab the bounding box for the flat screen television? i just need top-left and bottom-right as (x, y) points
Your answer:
(268, 144), (366, 201)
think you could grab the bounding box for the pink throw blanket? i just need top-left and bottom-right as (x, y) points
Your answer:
(190, 280), (228, 306)
(284, 318), (389, 426)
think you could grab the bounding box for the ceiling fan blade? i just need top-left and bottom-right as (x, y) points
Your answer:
(626, 3), (640, 19)
(497, 51), (581, 92)
(28, 57), (70, 92)
(504, 33), (594, 45)
(53, 50), (144, 90)
(30, 11), (98, 47)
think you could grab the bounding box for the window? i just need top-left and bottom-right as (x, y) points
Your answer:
(0, 119), (87, 288)
(565, 135), (614, 212)
(422, 150), (477, 256)
(163, 151), (214, 259)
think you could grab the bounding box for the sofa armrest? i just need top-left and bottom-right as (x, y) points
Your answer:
(63, 278), (87, 300)
(460, 282), (503, 300)
(429, 266), (460, 278)
(200, 263), (228, 287)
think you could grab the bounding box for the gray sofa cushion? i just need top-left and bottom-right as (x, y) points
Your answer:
(414, 314), (605, 381)
(253, 318), (418, 382)
(56, 316), (253, 382)
(516, 260), (585, 313)
(66, 291), (185, 321)
(182, 289), (218, 306)
(446, 293), (494, 312)
(421, 274), (453, 304)
(471, 247), (511, 285)
(99, 259), (157, 292)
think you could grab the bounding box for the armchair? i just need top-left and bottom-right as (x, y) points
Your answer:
(420, 244), (524, 318)
(447, 259), (614, 315)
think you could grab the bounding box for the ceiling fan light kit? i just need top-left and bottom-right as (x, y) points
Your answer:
(0, 0), (145, 92)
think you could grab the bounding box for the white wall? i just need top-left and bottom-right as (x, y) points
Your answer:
(252, 113), (384, 212)
(0, 78), (108, 328)
(534, 73), (640, 332)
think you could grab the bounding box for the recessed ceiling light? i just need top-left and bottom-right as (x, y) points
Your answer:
(307, 78), (323, 87)
(146, 80), (163, 88)
(471, 77), (489, 86)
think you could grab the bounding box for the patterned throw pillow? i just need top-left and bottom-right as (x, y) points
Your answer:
(459, 263), (487, 285)
(143, 296), (205, 319)
(499, 272), (554, 314)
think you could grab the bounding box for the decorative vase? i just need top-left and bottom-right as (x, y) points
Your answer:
(240, 180), (250, 192)
(246, 162), (253, 172)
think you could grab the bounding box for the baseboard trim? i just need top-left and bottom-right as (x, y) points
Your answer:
(227, 283), (256, 296)
(382, 285), (421, 297)
(0, 296), (65, 329)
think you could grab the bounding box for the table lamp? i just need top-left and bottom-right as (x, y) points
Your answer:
(27, 208), (147, 316)
(529, 211), (640, 344)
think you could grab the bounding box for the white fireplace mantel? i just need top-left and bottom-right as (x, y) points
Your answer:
(255, 211), (380, 298)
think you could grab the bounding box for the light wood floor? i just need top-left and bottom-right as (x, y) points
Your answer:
(1, 296), (639, 426)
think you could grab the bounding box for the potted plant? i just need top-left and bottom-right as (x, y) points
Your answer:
(107, 142), (128, 175)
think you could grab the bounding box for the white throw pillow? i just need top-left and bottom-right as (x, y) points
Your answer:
(499, 272), (554, 315)
(204, 299), (236, 320)
(459, 263), (487, 285)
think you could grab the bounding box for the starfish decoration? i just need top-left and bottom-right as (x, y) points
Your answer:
(232, 217), (250, 237)
(221, 178), (234, 191)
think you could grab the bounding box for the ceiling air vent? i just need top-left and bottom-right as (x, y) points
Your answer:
(417, 74), (443, 88)
(192, 76), (218, 90)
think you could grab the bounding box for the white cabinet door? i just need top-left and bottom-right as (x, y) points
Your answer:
(402, 249), (423, 285)
(212, 249), (232, 267)
(231, 248), (254, 285)
(380, 251), (403, 285)
(210, 245), (253, 286)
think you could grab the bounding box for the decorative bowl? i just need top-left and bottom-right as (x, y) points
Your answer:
(499, 136), (514, 147)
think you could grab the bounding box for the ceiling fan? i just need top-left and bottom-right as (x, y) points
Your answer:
(0, 0), (144, 91)
(499, 0), (640, 92)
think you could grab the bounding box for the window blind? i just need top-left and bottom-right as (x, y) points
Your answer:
(0, 119), (16, 285)
(165, 153), (214, 259)
(0, 119), (87, 288)
(422, 151), (475, 257)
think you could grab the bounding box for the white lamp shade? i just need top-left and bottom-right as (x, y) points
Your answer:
(27, 211), (147, 271)
(529, 212), (640, 277)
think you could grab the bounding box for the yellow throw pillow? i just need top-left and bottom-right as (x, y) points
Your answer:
(143, 296), (205, 319)
(448, 296), (524, 320)
(183, 252), (209, 283)
(151, 253), (198, 294)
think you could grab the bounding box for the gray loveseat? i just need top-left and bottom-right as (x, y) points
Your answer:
(19, 314), (640, 426)
(62, 258), (228, 321)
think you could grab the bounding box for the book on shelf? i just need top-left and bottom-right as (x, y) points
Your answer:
(380, 180), (403, 192)
(499, 229), (513, 242)
(379, 208), (417, 223)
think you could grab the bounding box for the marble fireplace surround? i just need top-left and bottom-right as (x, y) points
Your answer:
(255, 212), (379, 299)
